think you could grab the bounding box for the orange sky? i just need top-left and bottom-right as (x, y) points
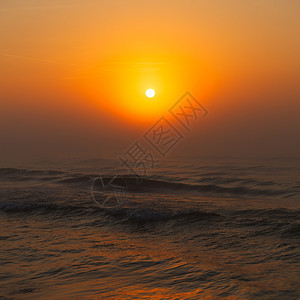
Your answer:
(0, 0), (300, 162)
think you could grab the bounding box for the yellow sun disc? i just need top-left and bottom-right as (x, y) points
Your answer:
(146, 89), (155, 98)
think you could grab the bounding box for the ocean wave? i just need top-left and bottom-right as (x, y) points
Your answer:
(0, 200), (220, 222)
(1, 200), (299, 241)
(282, 224), (300, 238)
(0, 168), (64, 183)
(0, 167), (297, 198)
(0, 201), (82, 214)
(0, 168), (63, 176)
(103, 207), (222, 223)
(91, 176), (289, 197)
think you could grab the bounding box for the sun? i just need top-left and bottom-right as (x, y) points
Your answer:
(146, 88), (155, 98)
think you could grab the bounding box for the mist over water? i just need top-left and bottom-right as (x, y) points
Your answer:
(0, 157), (299, 299)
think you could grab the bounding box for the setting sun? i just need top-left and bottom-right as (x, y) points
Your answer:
(146, 88), (155, 98)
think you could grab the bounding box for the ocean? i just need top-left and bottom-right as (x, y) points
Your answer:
(0, 157), (299, 299)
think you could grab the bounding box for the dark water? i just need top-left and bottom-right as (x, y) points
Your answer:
(0, 158), (299, 299)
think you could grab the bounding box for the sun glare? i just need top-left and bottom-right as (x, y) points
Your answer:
(146, 88), (155, 98)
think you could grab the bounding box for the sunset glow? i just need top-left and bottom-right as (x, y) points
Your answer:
(0, 0), (299, 157)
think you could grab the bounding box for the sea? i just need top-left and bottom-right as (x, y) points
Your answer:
(0, 157), (299, 299)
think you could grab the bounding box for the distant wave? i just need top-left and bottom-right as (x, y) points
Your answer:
(0, 167), (64, 182)
(0, 168), (298, 198)
(90, 176), (291, 197)
(0, 168), (63, 176)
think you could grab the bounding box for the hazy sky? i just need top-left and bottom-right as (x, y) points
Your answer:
(1, 0), (299, 163)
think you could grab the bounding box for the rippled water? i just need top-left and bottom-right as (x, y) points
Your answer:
(0, 158), (299, 299)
